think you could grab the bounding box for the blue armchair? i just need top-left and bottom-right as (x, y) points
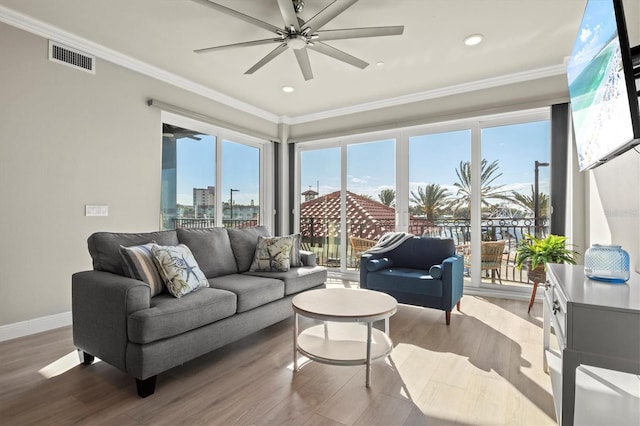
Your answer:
(359, 237), (464, 325)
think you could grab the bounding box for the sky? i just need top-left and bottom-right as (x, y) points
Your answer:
(175, 137), (260, 206)
(172, 119), (551, 213)
(301, 120), (551, 211)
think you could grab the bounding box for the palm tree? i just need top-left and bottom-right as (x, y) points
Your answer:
(511, 185), (549, 217)
(410, 184), (450, 221)
(378, 189), (396, 207)
(449, 159), (512, 217)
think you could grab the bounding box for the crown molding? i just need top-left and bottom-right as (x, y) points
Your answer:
(283, 64), (567, 125)
(0, 6), (280, 123)
(1, 5), (566, 128)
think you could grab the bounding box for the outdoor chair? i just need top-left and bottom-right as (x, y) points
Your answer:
(349, 236), (376, 269)
(457, 240), (506, 284)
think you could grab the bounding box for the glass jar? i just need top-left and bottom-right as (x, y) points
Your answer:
(584, 244), (630, 283)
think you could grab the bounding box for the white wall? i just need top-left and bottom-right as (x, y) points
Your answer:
(587, 151), (640, 273)
(0, 23), (277, 329)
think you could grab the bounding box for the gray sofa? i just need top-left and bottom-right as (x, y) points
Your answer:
(72, 226), (327, 397)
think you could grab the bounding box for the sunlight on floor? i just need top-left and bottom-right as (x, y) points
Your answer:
(38, 351), (100, 379)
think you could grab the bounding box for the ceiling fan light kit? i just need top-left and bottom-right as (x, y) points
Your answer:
(192, 0), (404, 81)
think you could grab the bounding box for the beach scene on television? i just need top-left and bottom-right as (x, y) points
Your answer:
(567, 0), (634, 170)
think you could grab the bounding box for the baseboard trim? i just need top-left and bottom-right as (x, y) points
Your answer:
(0, 311), (72, 342)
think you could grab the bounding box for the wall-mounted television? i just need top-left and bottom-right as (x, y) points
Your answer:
(567, 0), (640, 171)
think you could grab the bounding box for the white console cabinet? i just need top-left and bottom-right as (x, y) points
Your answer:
(543, 263), (640, 425)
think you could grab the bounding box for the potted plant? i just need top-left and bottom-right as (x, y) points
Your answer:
(516, 234), (579, 313)
(515, 234), (579, 282)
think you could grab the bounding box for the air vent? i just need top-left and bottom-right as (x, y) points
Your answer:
(48, 41), (95, 74)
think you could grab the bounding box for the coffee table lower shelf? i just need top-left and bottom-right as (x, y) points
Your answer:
(296, 322), (393, 366)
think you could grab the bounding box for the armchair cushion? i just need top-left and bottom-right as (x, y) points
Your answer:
(366, 257), (393, 272)
(368, 267), (443, 297)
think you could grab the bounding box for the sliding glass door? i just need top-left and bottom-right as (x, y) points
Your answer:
(296, 108), (550, 290)
(299, 147), (341, 270)
(479, 120), (551, 288)
(297, 138), (396, 273)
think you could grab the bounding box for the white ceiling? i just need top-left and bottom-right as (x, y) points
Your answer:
(3, 0), (632, 121)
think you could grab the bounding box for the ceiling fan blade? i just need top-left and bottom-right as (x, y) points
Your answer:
(194, 38), (279, 54)
(316, 26), (404, 41)
(276, 0), (300, 32)
(304, 0), (359, 33)
(191, 0), (281, 33)
(308, 42), (368, 69)
(245, 43), (288, 75)
(294, 48), (314, 81)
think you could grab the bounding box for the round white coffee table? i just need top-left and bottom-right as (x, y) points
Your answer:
(292, 288), (397, 387)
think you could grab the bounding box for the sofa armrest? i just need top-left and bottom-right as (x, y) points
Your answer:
(359, 252), (388, 289)
(441, 255), (464, 310)
(299, 250), (317, 267)
(72, 270), (151, 372)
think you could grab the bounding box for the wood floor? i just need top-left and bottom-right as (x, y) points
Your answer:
(0, 294), (555, 425)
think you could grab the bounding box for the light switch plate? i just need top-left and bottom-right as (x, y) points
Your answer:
(85, 205), (108, 217)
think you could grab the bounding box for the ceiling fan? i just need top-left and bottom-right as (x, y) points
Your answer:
(192, 0), (404, 81)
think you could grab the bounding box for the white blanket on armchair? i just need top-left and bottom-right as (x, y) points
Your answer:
(365, 232), (415, 255)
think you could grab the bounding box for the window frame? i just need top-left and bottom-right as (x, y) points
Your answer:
(161, 111), (273, 231)
(294, 107), (551, 290)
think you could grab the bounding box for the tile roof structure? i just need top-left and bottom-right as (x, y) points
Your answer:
(299, 190), (432, 240)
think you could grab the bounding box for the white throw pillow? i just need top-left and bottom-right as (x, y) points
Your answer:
(152, 244), (209, 298)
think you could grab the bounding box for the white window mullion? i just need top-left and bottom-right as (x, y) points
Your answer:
(215, 131), (223, 227)
(396, 131), (409, 232)
(340, 141), (348, 272)
(470, 122), (482, 287)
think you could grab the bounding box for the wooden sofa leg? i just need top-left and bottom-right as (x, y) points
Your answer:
(136, 376), (157, 398)
(77, 349), (94, 365)
(456, 301), (461, 311)
(445, 311), (451, 325)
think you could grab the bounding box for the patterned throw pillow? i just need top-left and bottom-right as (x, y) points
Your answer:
(250, 236), (295, 272)
(119, 242), (165, 297)
(151, 244), (209, 298)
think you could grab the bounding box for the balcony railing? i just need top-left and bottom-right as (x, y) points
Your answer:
(299, 216), (549, 285)
(173, 218), (258, 229)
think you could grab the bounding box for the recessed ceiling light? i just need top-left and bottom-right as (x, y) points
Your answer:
(464, 34), (483, 46)
(282, 85), (295, 93)
(376, 61), (385, 67)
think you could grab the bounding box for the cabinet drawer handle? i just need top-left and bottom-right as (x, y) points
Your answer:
(552, 300), (560, 315)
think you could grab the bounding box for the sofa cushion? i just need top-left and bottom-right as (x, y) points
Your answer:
(245, 265), (327, 296)
(119, 243), (165, 297)
(127, 288), (237, 344)
(88, 230), (178, 276)
(227, 226), (271, 272)
(208, 274), (284, 313)
(367, 267), (443, 298)
(250, 236), (294, 272)
(152, 244), (209, 298)
(177, 228), (238, 278)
